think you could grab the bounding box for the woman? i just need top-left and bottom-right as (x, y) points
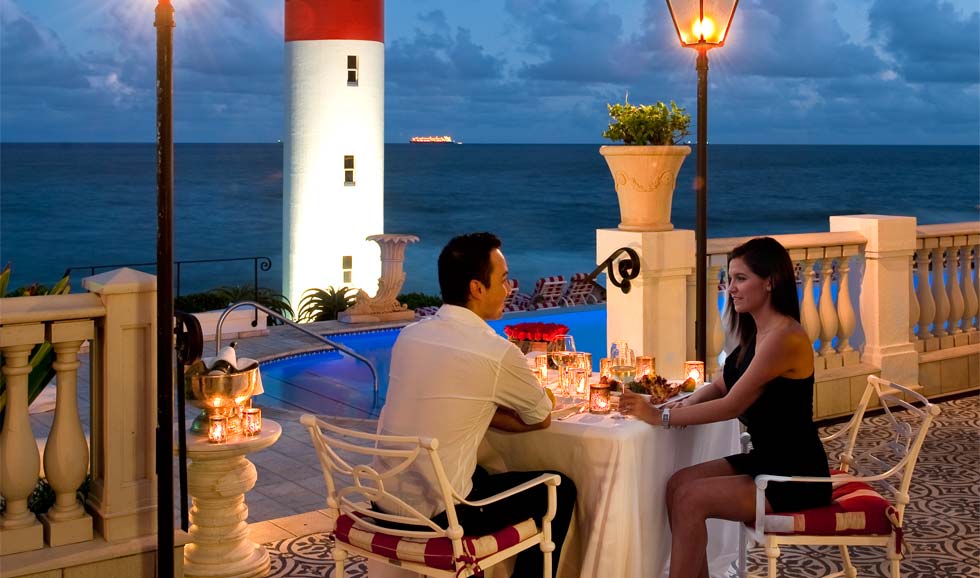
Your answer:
(620, 237), (831, 578)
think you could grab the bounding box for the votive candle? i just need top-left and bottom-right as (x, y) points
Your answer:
(636, 356), (655, 378)
(684, 361), (706, 386)
(208, 415), (228, 444)
(242, 407), (262, 436)
(589, 382), (611, 414)
(534, 355), (549, 385)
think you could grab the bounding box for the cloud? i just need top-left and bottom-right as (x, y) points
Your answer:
(870, 0), (980, 84)
(0, 1), (89, 89)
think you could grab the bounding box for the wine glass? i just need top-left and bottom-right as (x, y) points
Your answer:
(548, 334), (576, 396)
(610, 340), (636, 394)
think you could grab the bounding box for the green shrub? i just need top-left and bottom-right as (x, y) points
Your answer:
(398, 292), (442, 310)
(602, 100), (691, 145)
(297, 286), (357, 322)
(174, 285), (294, 322)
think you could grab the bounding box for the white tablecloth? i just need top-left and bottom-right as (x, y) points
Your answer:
(482, 413), (741, 578)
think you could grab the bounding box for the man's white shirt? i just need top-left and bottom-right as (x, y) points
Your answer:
(376, 304), (551, 517)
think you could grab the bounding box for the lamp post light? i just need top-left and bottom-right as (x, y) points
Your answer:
(665, 0), (738, 362)
(154, 0), (175, 576)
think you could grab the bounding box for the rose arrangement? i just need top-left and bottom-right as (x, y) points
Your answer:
(504, 322), (569, 343)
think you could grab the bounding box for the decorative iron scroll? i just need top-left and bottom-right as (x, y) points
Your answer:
(588, 247), (641, 294)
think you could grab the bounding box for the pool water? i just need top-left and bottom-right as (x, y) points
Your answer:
(259, 304), (606, 418)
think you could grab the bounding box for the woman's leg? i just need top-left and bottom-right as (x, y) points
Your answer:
(667, 474), (768, 578)
(665, 458), (740, 526)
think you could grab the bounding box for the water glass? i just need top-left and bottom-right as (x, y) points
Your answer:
(549, 334), (577, 395)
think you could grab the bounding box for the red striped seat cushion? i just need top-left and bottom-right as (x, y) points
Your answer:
(334, 514), (539, 571)
(764, 470), (898, 537)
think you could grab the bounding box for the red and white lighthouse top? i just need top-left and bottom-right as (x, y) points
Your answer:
(285, 0), (383, 42)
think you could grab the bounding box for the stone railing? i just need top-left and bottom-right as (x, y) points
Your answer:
(912, 223), (980, 350)
(0, 268), (181, 577)
(704, 230), (867, 378)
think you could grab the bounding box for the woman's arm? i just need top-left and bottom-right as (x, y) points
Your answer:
(623, 328), (812, 427)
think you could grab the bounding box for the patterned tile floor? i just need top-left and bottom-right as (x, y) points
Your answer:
(262, 394), (979, 578)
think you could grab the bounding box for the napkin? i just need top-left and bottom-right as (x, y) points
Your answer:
(199, 345), (264, 396)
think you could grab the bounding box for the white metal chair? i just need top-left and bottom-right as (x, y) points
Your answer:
(300, 414), (561, 578)
(737, 375), (941, 578)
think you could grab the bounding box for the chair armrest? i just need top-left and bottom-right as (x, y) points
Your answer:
(456, 473), (561, 508)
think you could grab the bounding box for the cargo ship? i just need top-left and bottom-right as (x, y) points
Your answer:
(409, 135), (459, 144)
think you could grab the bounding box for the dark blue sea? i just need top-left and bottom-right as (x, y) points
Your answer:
(1, 143), (977, 297)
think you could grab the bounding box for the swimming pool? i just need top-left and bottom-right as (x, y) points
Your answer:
(259, 304), (606, 418)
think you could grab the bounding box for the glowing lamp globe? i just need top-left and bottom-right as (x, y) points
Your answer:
(665, 0), (739, 47)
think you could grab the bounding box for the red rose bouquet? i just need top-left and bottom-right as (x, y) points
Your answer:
(504, 322), (570, 353)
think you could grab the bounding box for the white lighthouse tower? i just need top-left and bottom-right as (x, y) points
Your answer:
(283, 0), (384, 311)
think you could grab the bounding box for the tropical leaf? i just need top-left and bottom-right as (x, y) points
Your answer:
(297, 286), (357, 322)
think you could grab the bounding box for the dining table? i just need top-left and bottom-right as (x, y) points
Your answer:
(481, 400), (741, 578)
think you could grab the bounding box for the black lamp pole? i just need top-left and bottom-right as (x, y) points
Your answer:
(695, 45), (708, 363)
(154, 0), (175, 576)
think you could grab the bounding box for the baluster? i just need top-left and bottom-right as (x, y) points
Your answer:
(931, 247), (950, 337)
(975, 245), (980, 330)
(0, 324), (45, 555)
(817, 259), (839, 356)
(947, 244), (964, 334)
(41, 321), (95, 546)
(909, 254), (919, 341)
(800, 259), (820, 353)
(916, 248), (935, 339)
(837, 255), (857, 353)
(706, 264), (724, 376)
(961, 246), (978, 332)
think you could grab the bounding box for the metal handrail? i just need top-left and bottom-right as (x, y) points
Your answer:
(588, 247), (641, 294)
(215, 301), (380, 408)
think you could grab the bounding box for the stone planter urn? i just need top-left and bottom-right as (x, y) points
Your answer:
(599, 145), (691, 231)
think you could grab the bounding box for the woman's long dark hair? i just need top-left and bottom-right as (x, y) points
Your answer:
(725, 237), (800, 364)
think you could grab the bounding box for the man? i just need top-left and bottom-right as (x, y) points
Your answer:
(376, 232), (576, 578)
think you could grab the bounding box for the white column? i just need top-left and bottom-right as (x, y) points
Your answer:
(817, 259), (838, 357)
(915, 248), (935, 340)
(706, 264), (725, 376)
(947, 244), (964, 334)
(799, 258), (820, 349)
(931, 247), (950, 339)
(908, 255), (919, 342)
(40, 320), (95, 547)
(0, 324), (45, 554)
(830, 215), (918, 386)
(597, 228), (695, 380)
(837, 255), (857, 356)
(82, 268), (159, 541)
(961, 245), (978, 333)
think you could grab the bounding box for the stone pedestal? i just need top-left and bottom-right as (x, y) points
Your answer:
(597, 228), (695, 380)
(182, 420), (281, 578)
(339, 234), (419, 323)
(830, 215), (919, 386)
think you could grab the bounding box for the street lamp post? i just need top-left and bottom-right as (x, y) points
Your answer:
(665, 0), (738, 362)
(154, 1), (175, 576)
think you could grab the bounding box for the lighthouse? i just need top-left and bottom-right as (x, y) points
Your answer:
(283, 0), (384, 311)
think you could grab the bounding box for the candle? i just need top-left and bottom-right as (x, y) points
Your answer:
(636, 356), (655, 378)
(684, 361), (706, 386)
(572, 368), (589, 396)
(534, 354), (549, 386)
(599, 357), (612, 379)
(242, 407), (262, 436)
(208, 415), (228, 444)
(589, 382), (611, 414)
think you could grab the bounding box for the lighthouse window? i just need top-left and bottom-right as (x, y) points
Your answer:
(347, 55), (358, 85)
(344, 155), (355, 185)
(342, 256), (353, 283)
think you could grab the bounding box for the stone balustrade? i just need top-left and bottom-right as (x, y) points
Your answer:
(912, 223), (980, 350)
(0, 268), (183, 577)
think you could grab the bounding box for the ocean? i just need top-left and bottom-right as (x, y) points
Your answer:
(1, 143), (977, 297)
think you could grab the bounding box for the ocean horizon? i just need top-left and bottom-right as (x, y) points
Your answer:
(2, 143), (978, 298)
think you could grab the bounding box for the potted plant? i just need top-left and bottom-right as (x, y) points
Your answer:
(599, 100), (691, 231)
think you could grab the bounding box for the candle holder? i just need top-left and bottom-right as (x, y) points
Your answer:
(569, 367), (587, 397)
(534, 354), (549, 387)
(589, 382), (611, 414)
(242, 407), (262, 436)
(684, 360), (706, 386)
(636, 356), (655, 378)
(599, 357), (612, 379)
(208, 415), (228, 444)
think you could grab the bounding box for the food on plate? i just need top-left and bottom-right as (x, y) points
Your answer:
(681, 376), (697, 392)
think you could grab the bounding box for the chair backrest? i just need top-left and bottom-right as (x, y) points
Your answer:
(562, 273), (594, 304)
(300, 414), (468, 546)
(531, 275), (566, 308)
(821, 376), (941, 523)
(502, 278), (521, 308)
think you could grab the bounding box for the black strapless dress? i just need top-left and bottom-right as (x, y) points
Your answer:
(723, 342), (832, 513)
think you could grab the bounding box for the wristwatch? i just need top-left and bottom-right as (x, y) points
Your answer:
(661, 406), (671, 429)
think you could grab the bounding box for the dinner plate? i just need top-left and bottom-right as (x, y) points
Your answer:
(630, 382), (709, 409)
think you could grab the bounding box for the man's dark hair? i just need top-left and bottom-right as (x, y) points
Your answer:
(438, 233), (502, 306)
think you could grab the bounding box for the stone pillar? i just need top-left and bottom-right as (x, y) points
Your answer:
(41, 320), (96, 547)
(0, 323), (45, 555)
(830, 215), (918, 386)
(597, 228), (695, 380)
(82, 268), (159, 541)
